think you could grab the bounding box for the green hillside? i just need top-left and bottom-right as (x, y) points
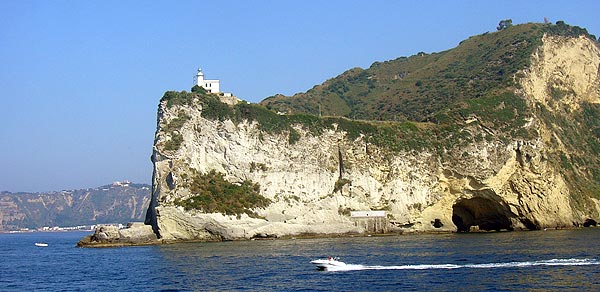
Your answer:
(260, 22), (595, 127)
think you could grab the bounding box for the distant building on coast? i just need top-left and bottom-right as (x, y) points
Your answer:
(350, 211), (388, 233)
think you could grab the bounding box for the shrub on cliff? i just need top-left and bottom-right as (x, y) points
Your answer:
(161, 87), (212, 108)
(161, 91), (193, 108)
(163, 133), (183, 151)
(548, 20), (596, 40)
(191, 85), (207, 94)
(173, 170), (271, 218)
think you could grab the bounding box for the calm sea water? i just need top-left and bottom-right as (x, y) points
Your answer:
(1, 229), (600, 291)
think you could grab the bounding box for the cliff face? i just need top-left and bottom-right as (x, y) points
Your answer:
(147, 33), (600, 241)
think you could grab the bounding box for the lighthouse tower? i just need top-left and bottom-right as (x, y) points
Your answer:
(194, 68), (220, 93)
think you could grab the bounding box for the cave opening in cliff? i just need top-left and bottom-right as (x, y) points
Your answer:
(452, 197), (513, 232)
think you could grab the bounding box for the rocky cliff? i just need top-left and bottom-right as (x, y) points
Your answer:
(145, 24), (600, 242)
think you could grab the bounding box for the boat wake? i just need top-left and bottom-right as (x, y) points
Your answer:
(324, 258), (600, 272)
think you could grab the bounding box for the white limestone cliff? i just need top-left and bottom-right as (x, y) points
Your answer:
(147, 35), (600, 242)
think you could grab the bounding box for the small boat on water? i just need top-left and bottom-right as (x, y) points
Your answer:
(310, 257), (346, 270)
(35, 243), (48, 247)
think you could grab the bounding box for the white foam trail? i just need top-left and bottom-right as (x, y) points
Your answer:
(325, 258), (600, 272)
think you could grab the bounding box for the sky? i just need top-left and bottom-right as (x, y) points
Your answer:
(1, 1), (599, 192)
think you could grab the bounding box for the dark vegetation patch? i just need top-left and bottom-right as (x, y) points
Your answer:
(173, 170), (271, 218)
(163, 133), (183, 151)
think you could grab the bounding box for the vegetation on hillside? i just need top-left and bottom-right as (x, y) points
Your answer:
(159, 90), (450, 152)
(261, 23), (545, 123)
(173, 170), (271, 218)
(260, 21), (596, 126)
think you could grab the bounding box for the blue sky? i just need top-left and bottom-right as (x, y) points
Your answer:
(1, 1), (599, 192)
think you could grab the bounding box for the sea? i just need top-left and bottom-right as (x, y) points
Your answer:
(1, 229), (600, 291)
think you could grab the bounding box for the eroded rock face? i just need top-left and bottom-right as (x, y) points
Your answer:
(583, 219), (598, 227)
(452, 197), (513, 232)
(523, 35), (600, 111)
(77, 224), (157, 247)
(147, 35), (600, 241)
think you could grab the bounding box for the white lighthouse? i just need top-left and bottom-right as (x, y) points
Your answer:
(194, 68), (220, 93)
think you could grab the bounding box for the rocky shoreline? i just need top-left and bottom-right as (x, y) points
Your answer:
(76, 222), (597, 248)
(76, 223), (158, 247)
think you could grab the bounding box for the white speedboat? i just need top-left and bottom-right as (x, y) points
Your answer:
(310, 257), (346, 270)
(35, 242), (48, 247)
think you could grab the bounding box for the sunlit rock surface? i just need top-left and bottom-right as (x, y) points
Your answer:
(144, 34), (600, 242)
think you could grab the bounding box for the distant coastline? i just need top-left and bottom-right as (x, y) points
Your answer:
(0, 181), (150, 232)
(0, 223), (121, 234)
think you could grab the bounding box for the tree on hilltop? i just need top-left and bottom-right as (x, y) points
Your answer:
(497, 19), (513, 30)
(191, 85), (207, 94)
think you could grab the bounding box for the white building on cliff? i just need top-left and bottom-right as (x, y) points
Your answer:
(194, 68), (220, 93)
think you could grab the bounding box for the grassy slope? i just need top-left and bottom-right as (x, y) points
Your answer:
(260, 24), (546, 124)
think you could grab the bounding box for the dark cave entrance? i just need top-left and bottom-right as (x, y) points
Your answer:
(452, 197), (513, 232)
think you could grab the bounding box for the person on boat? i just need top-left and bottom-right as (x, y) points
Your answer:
(328, 256), (332, 261)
